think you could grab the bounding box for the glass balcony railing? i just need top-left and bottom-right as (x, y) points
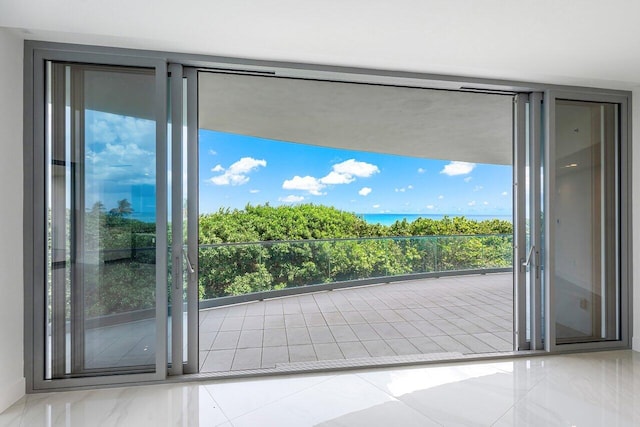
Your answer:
(198, 234), (513, 301)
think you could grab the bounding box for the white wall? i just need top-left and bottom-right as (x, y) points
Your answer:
(0, 28), (24, 413)
(2, 1), (640, 90)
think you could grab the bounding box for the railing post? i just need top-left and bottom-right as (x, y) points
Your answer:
(328, 245), (331, 282)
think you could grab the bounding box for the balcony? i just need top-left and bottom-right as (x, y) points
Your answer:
(199, 272), (513, 374)
(197, 234), (513, 374)
(53, 234), (513, 376)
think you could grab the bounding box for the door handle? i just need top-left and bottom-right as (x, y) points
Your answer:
(521, 245), (535, 268)
(520, 245), (535, 273)
(183, 248), (195, 274)
(520, 245), (540, 279)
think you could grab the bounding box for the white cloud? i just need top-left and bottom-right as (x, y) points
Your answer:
(468, 201), (476, 206)
(211, 157), (267, 186)
(318, 159), (379, 186)
(230, 157), (266, 174)
(438, 195), (444, 200)
(372, 204), (381, 208)
(464, 176), (473, 183)
(483, 201), (489, 205)
(211, 164), (224, 172)
(285, 158), (379, 195)
(211, 174), (248, 186)
(282, 175), (325, 195)
(358, 187), (372, 196)
(417, 168), (426, 174)
(473, 185), (484, 192)
(320, 171), (355, 185)
(332, 159), (379, 178)
(279, 195), (304, 203)
(249, 189), (260, 194)
(208, 149), (217, 156)
(426, 205), (435, 209)
(394, 185), (413, 193)
(501, 191), (508, 196)
(85, 112), (156, 188)
(440, 161), (476, 176)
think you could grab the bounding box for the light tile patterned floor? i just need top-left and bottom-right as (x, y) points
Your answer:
(199, 272), (513, 373)
(6, 351), (639, 426)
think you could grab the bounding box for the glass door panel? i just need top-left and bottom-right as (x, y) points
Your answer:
(527, 93), (544, 350)
(168, 64), (199, 375)
(553, 99), (619, 344)
(513, 94), (528, 350)
(514, 92), (543, 351)
(45, 62), (165, 379)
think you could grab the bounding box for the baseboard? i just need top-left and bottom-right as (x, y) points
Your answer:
(633, 337), (640, 352)
(0, 377), (25, 414)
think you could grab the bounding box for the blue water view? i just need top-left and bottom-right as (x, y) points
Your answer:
(360, 213), (512, 226)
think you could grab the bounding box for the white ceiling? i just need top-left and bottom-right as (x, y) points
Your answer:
(199, 72), (513, 164)
(2, 0), (640, 90)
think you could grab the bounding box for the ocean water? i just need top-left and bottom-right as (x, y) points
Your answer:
(360, 213), (512, 226)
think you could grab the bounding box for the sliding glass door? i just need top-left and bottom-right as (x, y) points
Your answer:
(168, 64), (199, 375)
(544, 91), (629, 350)
(514, 92), (544, 351)
(26, 43), (631, 391)
(31, 53), (169, 389)
(516, 90), (628, 352)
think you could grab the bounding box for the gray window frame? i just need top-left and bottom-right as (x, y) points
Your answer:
(543, 90), (631, 352)
(24, 45), (169, 391)
(23, 40), (633, 392)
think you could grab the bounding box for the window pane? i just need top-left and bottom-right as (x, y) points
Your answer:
(46, 63), (158, 378)
(554, 100), (618, 343)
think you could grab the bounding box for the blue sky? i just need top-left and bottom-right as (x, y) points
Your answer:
(84, 110), (157, 221)
(199, 130), (513, 216)
(82, 109), (513, 221)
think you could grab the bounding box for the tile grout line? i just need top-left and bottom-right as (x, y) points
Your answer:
(202, 384), (233, 426)
(489, 365), (550, 426)
(354, 372), (445, 427)
(209, 374), (338, 424)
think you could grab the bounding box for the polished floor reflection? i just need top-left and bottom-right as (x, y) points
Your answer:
(3, 350), (640, 426)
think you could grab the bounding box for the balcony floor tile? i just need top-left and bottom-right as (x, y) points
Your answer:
(198, 272), (513, 374)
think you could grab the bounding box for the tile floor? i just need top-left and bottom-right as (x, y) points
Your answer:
(3, 350), (639, 426)
(200, 272), (513, 373)
(56, 272), (511, 375)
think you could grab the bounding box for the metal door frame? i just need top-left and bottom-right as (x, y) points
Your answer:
(25, 47), (169, 391)
(24, 40), (632, 391)
(514, 92), (544, 351)
(169, 64), (199, 375)
(543, 90), (631, 352)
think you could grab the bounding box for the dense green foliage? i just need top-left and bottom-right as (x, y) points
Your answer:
(82, 202), (512, 316)
(198, 204), (513, 299)
(82, 202), (157, 317)
(199, 204), (375, 243)
(199, 204), (512, 243)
